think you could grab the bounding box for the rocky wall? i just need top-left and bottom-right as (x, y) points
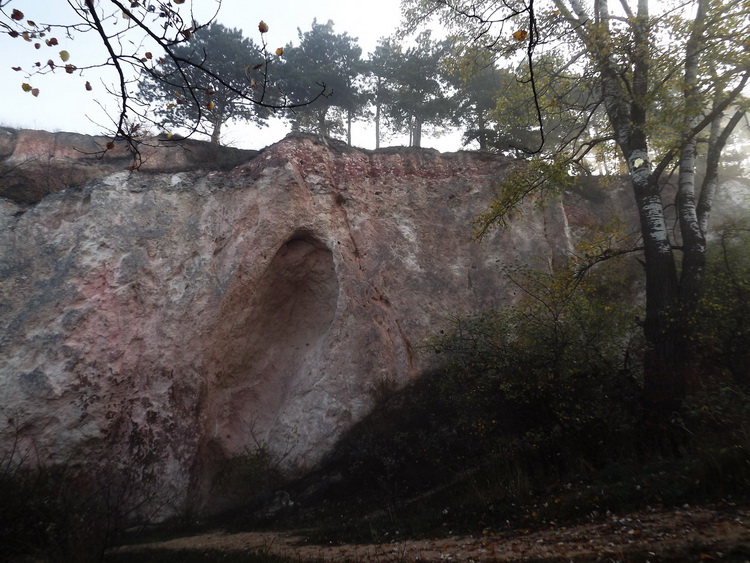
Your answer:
(0, 132), (593, 516)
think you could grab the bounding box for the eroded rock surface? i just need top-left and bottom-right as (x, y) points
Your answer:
(0, 127), (254, 203)
(0, 132), (608, 516)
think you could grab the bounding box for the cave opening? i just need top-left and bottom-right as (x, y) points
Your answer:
(194, 229), (339, 514)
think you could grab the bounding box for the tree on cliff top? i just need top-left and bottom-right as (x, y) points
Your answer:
(137, 22), (272, 145)
(405, 0), (750, 419)
(278, 20), (365, 144)
(0, 1), (324, 162)
(369, 31), (455, 148)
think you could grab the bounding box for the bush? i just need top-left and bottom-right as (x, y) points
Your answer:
(295, 226), (750, 541)
(325, 257), (645, 511)
(0, 427), (165, 562)
(692, 220), (750, 388)
(680, 219), (750, 451)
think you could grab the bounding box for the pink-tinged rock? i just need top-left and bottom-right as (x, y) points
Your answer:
(0, 132), (596, 516)
(0, 127), (255, 203)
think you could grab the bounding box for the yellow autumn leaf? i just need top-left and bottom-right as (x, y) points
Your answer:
(206, 100), (215, 111)
(59, 50), (70, 62)
(21, 82), (32, 92)
(513, 29), (528, 41)
(275, 47), (284, 56)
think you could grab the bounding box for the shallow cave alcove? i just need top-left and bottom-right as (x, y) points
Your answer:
(192, 229), (340, 514)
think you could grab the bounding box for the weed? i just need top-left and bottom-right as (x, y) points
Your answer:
(0, 421), (167, 562)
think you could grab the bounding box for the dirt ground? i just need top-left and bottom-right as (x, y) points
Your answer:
(117, 502), (750, 561)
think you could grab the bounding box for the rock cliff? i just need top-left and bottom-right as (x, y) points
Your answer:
(0, 131), (619, 515)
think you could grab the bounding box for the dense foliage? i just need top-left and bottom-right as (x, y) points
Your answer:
(309, 226), (750, 538)
(400, 0), (750, 418)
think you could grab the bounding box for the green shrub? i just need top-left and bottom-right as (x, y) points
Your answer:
(681, 219), (750, 451)
(300, 225), (750, 540)
(0, 429), (164, 562)
(211, 443), (287, 503)
(325, 257), (645, 512)
(692, 220), (750, 387)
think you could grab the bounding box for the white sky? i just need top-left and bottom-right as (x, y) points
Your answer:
(0, 0), (464, 151)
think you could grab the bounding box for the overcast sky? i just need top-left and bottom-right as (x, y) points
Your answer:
(0, 0), (463, 151)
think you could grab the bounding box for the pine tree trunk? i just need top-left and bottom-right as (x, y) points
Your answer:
(210, 115), (222, 145)
(317, 109), (328, 139)
(478, 113), (487, 151)
(412, 117), (422, 148)
(375, 101), (381, 149)
(347, 110), (352, 146)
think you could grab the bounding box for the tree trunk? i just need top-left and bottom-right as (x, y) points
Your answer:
(412, 116), (423, 148)
(597, 0), (687, 411)
(375, 101), (381, 149)
(317, 109), (328, 139)
(697, 106), (745, 234)
(210, 114), (222, 145)
(347, 109), (353, 146)
(675, 0), (707, 313)
(478, 113), (487, 151)
(632, 170), (684, 410)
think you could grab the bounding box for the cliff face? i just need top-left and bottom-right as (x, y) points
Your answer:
(0, 131), (607, 515)
(0, 127), (255, 204)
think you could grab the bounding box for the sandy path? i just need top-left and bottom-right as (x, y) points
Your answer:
(116, 503), (750, 561)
